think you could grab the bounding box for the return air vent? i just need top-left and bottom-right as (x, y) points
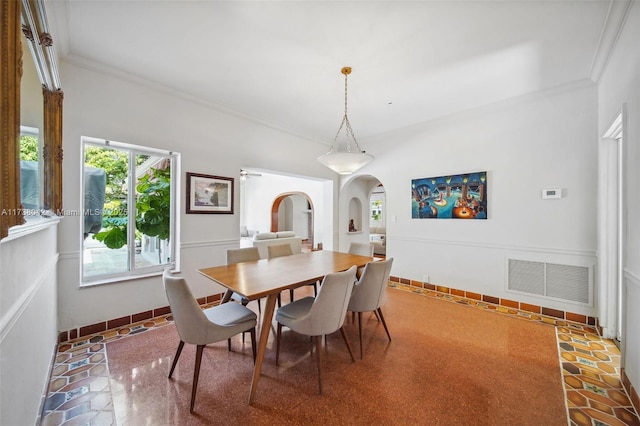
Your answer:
(508, 259), (591, 304)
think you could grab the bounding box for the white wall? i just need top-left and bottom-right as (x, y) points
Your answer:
(351, 81), (599, 316)
(340, 175), (382, 252)
(597, 0), (640, 401)
(0, 224), (59, 426)
(240, 170), (332, 249)
(275, 194), (311, 239)
(56, 62), (336, 331)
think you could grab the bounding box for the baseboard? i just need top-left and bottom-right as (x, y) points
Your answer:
(388, 275), (597, 326)
(622, 368), (640, 417)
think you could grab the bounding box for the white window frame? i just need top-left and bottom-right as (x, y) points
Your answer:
(81, 136), (180, 286)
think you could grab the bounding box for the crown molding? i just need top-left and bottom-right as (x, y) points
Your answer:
(589, 0), (635, 83)
(62, 54), (329, 148)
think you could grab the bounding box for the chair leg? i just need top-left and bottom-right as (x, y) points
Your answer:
(190, 345), (205, 414)
(313, 281), (318, 296)
(340, 326), (356, 362)
(289, 288), (294, 302)
(315, 335), (323, 394)
(277, 293), (282, 308)
(276, 323), (282, 366)
(257, 298), (262, 313)
(168, 340), (185, 378)
(358, 311), (364, 359)
(373, 309), (381, 322)
(250, 327), (257, 363)
(377, 307), (391, 341)
(237, 298), (251, 342)
(228, 338), (232, 351)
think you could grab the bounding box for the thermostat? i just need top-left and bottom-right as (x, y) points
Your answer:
(542, 188), (561, 199)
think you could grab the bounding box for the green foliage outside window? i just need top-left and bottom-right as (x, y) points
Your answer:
(135, 167), (172, 241)
(84, 146), (169, 250)
(20, 135), (39, 161)
(92, 166), (171, 249)
(371, 199), (382, 221)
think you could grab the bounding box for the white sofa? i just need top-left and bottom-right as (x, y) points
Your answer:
(369, 226), (386, 256)
(251, 231), (303, 258)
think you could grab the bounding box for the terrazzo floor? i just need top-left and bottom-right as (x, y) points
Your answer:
(39, 283), (640, 426)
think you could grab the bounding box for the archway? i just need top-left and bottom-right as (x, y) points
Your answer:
(271, 192), (314, 248)
(339, 175), (385, 254)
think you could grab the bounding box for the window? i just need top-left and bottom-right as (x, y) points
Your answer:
(82, 137), (180, 283)
(19, 126), (40, 212)
(370, 199), (382, 222)
(370, 187), (385, 227)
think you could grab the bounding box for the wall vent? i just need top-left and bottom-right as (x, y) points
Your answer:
(508, 259), (591, 304)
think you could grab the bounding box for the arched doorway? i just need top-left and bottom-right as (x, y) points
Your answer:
(271, 192), (314, 248)
(339, 175), (385, 254)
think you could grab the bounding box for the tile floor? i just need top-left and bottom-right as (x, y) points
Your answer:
(39, 284), (640, 426)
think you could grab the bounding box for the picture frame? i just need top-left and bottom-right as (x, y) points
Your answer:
(411, 171), (487, 219)
(186, 172), (234, 214)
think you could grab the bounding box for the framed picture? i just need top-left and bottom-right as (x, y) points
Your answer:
(411, 171), (487, 219)
(186, 172), (234, 214)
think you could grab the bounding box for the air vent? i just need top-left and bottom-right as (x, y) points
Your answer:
(508, 259), (591, 304)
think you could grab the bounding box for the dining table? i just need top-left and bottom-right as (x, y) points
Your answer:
(198, 249), (374, 404)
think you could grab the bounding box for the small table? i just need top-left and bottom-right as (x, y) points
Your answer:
(198, 250), (373, 404)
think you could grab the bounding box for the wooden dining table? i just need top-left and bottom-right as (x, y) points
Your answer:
(198, 249), (373, 404)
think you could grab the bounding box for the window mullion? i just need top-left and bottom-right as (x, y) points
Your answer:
(169, 156), (177, 270)
(128, 151), (136, 272)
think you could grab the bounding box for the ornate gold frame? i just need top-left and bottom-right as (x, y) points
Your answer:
(0, 0), (63, 240)
(0, 0), (24, 238)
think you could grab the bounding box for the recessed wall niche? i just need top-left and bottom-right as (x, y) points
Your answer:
(348, 197), (362, 232)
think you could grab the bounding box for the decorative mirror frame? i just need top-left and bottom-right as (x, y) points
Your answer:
(0, 0), (63, 240)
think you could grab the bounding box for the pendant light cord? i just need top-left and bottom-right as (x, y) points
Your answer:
(332, 68), (364, 153)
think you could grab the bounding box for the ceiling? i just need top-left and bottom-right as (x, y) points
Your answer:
(46, 1), (619, 147)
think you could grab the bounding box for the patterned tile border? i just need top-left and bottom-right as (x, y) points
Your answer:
(389, 276), (598, 326)
(39, 286), (639, 426)
(557, 326), (640, 426)
(40, 315), (176, 426)
(57, 296), (220, 343)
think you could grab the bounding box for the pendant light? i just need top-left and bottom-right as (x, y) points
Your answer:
(317, 67), (373, 175)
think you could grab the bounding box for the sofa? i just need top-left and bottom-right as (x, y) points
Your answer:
(369, 226), (386, 256)
(251, 231), (303, 258)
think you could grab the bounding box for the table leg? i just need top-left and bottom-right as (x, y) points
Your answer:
(249, 293), (278, 404)
(221, 289), (233, 303)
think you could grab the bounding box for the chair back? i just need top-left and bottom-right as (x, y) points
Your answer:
(349, 258), (394, 313)
(299, 266), (357, 336)
(268, 243), (293, 259)
(163, 270), (211, 345)
(227, 246), (261, 264)
(348, 242), (374, 257)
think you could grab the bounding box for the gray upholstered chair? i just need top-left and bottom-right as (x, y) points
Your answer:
(348, 242), (374, 278)
(268, 243), (317, 302)
(348, 241), (374, 257)
(275, 265), (357, 394)
(227, 247), (262, 312)
(163, 271), (257, 413)
(227, 246), (261, 264)
(267, 242), (294, 258)
(347, 257), (394, 359)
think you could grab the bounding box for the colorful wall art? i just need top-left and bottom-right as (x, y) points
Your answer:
(411, 171), (487, 219)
